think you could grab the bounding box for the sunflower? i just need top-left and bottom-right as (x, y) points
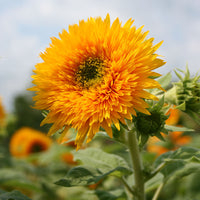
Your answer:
(30, 14), (165, 149)
(10, 127), (52, 157)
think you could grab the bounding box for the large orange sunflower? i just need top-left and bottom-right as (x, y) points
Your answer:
(30, 14), (165, 149)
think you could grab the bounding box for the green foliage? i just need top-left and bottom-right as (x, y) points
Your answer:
(0, 168), (40, 192)
(145, 173), (164, 193)
(95, 189), (127, 200)
(8, 94), (49, 134)
(0, 190), (31, 200)
(0, 144), (75, 200)
(154, 147), (200, 182)
(73, 148), (131, 175)
(1, 66), (200, 199)
(164, 66), (200, 125)
(157, 72), (172, 90)
(164, 125), (194, 132)
(55, 148), (132, 187)
(148, 72), (172, 96)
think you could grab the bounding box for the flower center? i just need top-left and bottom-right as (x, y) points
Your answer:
(75, 57), (105, 88)
(29, 142), (47, 153)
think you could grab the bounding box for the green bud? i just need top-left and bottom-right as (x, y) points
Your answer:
(133, 97), (169, 147)
(164, 66), (200, 124)
(166, 66), (200, 109)
(135, 111), (167, 136)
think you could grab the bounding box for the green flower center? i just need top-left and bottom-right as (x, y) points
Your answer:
(75, 57), (105, 88)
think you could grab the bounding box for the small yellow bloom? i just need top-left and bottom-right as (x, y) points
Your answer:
(30, 14), (165, 149)
(9, 127), (52, 157)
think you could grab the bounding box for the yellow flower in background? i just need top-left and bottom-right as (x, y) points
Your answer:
(61, 153), (77, 165)
(30, 14), (165, 149)
(0, 97), (6, 127)
(147, 131), (191, 157)
(147, 134), (168, 156)
(165, 105), (180, 126)
(10, 127), (52, 157)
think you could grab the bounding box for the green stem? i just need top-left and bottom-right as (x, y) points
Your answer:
(121, 176), (136, 195)
(152, 182), (164, 200)
(127, 129), (145, 200)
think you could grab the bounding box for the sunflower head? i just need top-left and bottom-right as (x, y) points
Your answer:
(9, 127), (52, 157)
(29, 14), (165, 149)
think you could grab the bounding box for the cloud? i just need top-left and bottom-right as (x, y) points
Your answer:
(0, 0), (200, 111)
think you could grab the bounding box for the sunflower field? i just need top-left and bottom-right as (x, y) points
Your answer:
(0, 14), (200, 200)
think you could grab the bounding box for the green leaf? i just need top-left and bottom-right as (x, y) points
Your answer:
(175, 102), (186, 111)
(152, 96), (165, 112)
(0, 190), (31, 200)
(186, 110), (200, 126)
(154, 147), (200, 181)
(0, 168), (40, 192)
(55, 166), (103, 186)
(154, 131), (165, 141)
(139, 134), (149, 148)
(157, 72), (172, 89)
(55, 148), (132, 187)
(95, 189), (127, 200)
(148, 73), (172, 96)
(73, 148), (132, 176)
(145, 173), (164, 193)
(169, 162), (200, 182)
(164, 125), (194, 132)
(55, 165), (130, 187)
(174, 69), (183, 81)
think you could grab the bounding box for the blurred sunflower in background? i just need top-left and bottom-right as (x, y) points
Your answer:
(147, 106), (191, 156)
(0, 97), (6, 127)
(165, 105), (180, 126)
(9, 127), (52, 158)
(30, 14), (165, 149)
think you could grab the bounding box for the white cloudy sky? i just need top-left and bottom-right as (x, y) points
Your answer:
(0, 0), (200, 111)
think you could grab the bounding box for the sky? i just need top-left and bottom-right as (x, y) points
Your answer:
(0, 0), (200, 112)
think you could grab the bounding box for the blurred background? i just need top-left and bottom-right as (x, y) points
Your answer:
(0, 0), (200, 112)
(0, 1), (200, 199)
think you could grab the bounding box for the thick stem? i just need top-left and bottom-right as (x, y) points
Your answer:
(127, 129), (145, 200)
